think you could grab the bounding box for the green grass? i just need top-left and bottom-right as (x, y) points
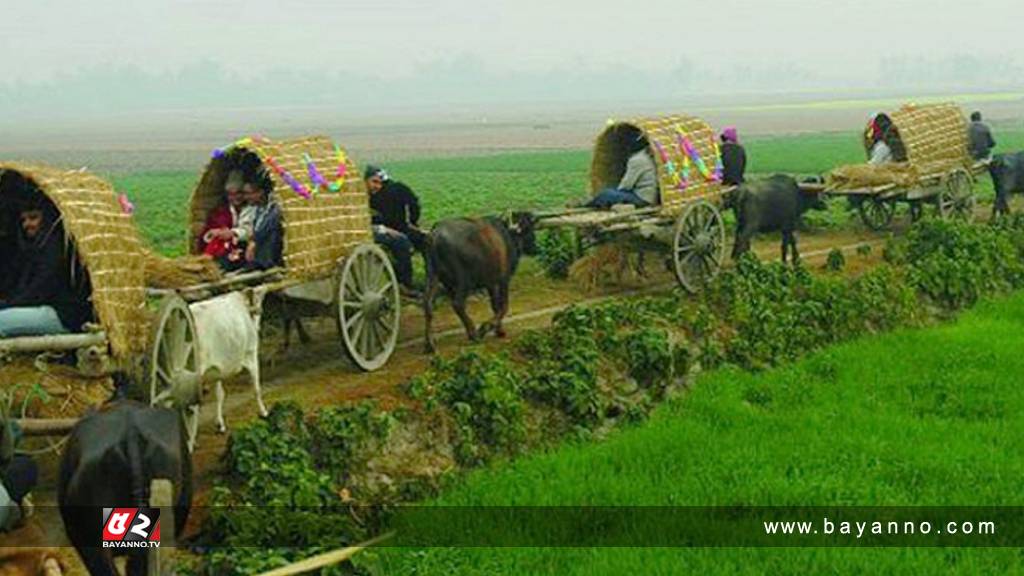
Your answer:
(367, 292), (1024, 574)
(110, 130), (1024, 256)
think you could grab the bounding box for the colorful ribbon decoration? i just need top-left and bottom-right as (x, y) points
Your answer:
(676, 128), (720, 183)
(265, 155), (311, 199)
(118, 193), (135, 215)
(710, 136), (724, 181)
(331, 145), (348, 192)
(653, 140), (685, 190)
(303, 154), (329, 194)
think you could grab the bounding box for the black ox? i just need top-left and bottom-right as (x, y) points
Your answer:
(423, 213), (537, 353)
(726, 174), (827, 263)
(990, 151), (1024, 219)
(58, 399), (192, 576)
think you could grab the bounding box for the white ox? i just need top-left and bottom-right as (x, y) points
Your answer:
(188, 290), (269, 447)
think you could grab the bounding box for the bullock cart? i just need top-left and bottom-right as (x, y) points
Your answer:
(822, 103), (988, 231)
(534, 114), (731, 292)
(0, 163), (149, 405)
(0, 136), (401, 443)
(147, 135), (401, 441)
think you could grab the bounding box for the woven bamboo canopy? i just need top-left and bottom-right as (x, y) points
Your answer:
(188, 135), (371, 281)
(0, 163), (147, 358)
(591, 115), (725, 214)
(863, 103), (970, 170)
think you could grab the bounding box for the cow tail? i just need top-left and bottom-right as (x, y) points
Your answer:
(127, 421), (148, 509)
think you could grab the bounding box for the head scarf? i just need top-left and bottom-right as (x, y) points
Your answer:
(721, 127), (739, 144)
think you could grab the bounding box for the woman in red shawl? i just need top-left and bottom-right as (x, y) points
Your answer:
(198, 170), (246, 267)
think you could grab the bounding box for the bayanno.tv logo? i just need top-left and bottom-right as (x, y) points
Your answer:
(101, 508), (161, 549)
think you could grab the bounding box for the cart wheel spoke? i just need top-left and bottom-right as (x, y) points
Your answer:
(360, 319), (375, 358)
(152, 389), (173, 406)
(345, 310), (365, 332)
(375, 281), (394, 298)
(156, 367), (171, 385)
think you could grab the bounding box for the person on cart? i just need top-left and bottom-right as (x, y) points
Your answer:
(0, 193), (94, 338)
(584, 134), (660, 209)
(364, 165), (425, 296)
(199, 170), (255, 271)
(720, 126), (747, 186)
(967, 111), (996, 162)
(241, 170), (284, 271)
(867, 118), (894, 165)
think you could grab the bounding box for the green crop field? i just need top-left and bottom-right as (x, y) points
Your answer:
(111, 130), (1024, 256)
(368, 291), (1024, 574)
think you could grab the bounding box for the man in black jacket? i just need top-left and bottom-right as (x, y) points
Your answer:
(365, 166), (425, 295)
(967, 111), (996, 161)
(0, 195), (93, 337)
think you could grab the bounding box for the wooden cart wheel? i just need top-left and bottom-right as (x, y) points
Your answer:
(857, 197), (896, 231)
(672, 200), (726, 293)
(336, 243), (401, 371)
(147, 295), (201, 438)
(938, 169), (976, 222)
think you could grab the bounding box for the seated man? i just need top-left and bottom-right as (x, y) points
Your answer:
(585, 135), (660, 208)
(0, 197), (93, 337)
(199, 170), (253, 271)
(365, 166), (425, 296)
(241, 172), (284, 271)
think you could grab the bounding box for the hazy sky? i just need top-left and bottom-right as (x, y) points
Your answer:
(2, 0), (1019, 83)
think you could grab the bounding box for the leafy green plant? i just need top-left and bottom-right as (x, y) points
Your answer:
(409, 352), (527, 465)
(825, 248), (845, 271)
(198, 402), (388, 575)
(890, 220), (1024, 309)
(536, 229), (580, 279)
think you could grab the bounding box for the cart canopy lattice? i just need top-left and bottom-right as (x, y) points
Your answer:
(863, 103), (971, 173)
(591, 115), (726, 215)
(188, 135), (371, 282)
(0, 163), (147, 359)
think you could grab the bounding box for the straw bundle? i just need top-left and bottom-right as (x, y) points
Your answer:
(142, 248), (222, 289)
(0, 355), (113, 419)
(568, 243), (644, 291)
(189, 135), (370, 281)
(0, 163), (147, 358)
(591, 115), (724, 216)
(826, 163), (921, 190)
